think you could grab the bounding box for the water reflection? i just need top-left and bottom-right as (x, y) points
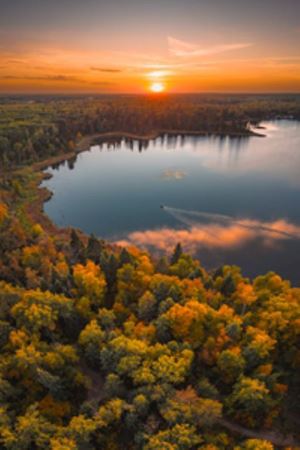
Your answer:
(163, 206), (300, 239)
(116, 209), (300, 254)
(161, 170), (187, 180)
(116, 210), (300, 283)
(92, 133), (251, 156)
(201, 121), (300, 186)
(43, 120), (300, 283)
(51, 132), (253, 174)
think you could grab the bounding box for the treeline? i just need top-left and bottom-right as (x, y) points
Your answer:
(0, 169), (299, 449)
(1, 94), (300, 169)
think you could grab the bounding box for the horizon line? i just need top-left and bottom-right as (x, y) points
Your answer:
(1, 91), (300, 96)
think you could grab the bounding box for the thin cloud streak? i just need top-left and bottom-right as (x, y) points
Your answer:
(168, 36), (253, 58)
(90, 67), (123, 73)
(0, 74), (82, 81)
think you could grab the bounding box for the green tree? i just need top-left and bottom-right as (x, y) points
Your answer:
(138, 291), (157, 322)
(226, 377), (272, 425)
(79, 320), (104, 367)
(86, 234), (104, 264)
(217, 349), (245, 384)
(170, 243), (183, 265)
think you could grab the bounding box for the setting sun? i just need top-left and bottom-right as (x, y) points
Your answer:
(150, 82), (165, 93)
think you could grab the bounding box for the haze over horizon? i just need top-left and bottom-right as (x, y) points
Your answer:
(0, 0), (300, 94)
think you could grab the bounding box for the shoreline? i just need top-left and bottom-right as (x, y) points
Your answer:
(0, 125), (265, 244)
(29, 126), (264, 247)
(33, 127), (264, 172)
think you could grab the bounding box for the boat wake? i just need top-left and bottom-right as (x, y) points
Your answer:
(162, 206), (300, 240)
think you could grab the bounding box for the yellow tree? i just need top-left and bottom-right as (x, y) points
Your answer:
(73, 260), (106, 309)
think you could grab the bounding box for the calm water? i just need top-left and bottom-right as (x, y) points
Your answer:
(43, 121), (300, 285)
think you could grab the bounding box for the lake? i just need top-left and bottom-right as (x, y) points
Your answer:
(42, 120), (300, 285)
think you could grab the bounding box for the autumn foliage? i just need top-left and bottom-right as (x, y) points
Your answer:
(0, 97), (299, 449)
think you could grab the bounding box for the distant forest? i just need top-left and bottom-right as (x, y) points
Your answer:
(1, 94), (300, 169)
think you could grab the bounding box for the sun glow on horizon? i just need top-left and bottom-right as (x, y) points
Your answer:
(150, 82), (165, 93)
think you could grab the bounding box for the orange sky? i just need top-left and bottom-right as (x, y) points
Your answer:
(2, 43), (300, 94)
(1, 0), (300, 93)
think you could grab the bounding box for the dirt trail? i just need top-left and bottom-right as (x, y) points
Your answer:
(219, 418), (300, 448)
(80, 361), (105, 403)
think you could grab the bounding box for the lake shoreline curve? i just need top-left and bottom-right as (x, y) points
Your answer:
(33, 127), (264, 172)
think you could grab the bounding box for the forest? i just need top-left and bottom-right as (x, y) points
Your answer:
(0, 95), (299, 449)
(1, 94), (300, 169)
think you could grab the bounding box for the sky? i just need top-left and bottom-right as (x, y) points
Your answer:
(0, 0), (299, 93)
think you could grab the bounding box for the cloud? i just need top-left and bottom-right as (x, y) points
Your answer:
(266, 56), (300, 66)
(90, 67), (123, 73)
(91, 81), (117, 86)
(168, 36), (253, 58)
(0, 74), (83, 82)
(0, 74), (116, 86)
